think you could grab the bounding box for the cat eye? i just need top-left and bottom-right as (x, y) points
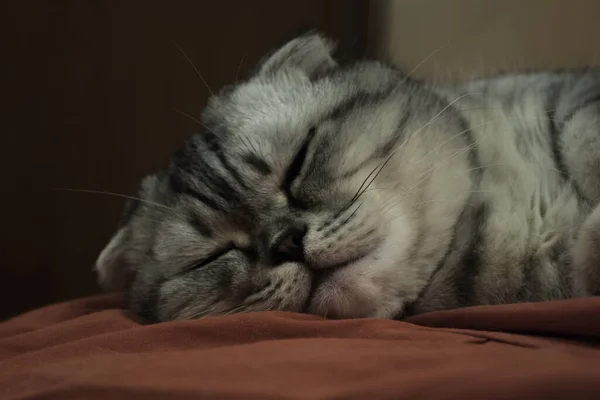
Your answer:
(186, 244), (234, 272)
(283, 127), (316, 207)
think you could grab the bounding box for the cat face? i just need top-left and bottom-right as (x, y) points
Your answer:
(96, 33), (474, 321)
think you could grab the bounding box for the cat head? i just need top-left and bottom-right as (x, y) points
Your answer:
(95, 33), (473, 322)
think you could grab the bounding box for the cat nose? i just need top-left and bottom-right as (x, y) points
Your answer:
(270, 225), (306, 264)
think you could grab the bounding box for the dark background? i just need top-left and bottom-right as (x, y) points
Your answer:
(2, 1), (370, 319)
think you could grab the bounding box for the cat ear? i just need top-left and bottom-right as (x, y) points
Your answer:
(95, 228), (132, 291)
(258, 32), (337, 78)
(95, 175), (158, 291)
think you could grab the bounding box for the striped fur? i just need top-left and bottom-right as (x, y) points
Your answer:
(96, 34), (600, 322)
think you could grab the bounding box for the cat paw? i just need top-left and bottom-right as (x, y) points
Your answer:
(573, 204), (600, 296)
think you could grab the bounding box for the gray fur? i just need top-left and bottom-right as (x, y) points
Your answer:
(96, 33), (600, 322)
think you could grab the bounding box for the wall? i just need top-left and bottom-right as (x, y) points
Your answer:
(372, 0), (600, 81)
(2, 1), (367, 319)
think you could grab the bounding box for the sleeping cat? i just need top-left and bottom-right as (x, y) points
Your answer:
(95, 33), (600, 322)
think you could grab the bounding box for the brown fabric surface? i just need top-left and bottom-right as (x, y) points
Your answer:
(1, 295), (600, 399)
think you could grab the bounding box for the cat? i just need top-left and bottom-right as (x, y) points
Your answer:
(95, 32), (600, 322)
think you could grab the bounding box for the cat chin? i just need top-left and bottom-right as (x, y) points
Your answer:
(307, 209), (416, 319)
(307, 253), (411, 319)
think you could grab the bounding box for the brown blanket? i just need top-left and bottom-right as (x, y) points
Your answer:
(1, 294), (600, 399)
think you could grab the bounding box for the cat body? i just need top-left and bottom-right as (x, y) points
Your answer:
(96, 34), (600, 322)
(413, 72), (599, 314)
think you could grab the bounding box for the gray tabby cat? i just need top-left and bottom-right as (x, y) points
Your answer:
(96, 33), (600, 322)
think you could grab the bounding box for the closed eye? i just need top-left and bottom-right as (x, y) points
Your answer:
(186, 244), (234, 272)
(283, 127), (316, 207)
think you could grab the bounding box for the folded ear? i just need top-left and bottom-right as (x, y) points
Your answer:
(95, 227), (132, 291)
(95, 175), (161, 291)
(258, 32), (337, 79)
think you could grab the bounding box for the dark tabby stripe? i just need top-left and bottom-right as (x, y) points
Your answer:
(189, 215), (212, 237)
(186, 186), (223, 211)
(302, 88), (399, 181)
(127, 279), (161, 324)
(215, 150), (250, 190)
(453, 110), (481, 181)
(375, 112), (411, 157)
(403, 201), (487, 318)
(216, 265), (233, 292)
(243, 153), (272, 175)
(200, 167), (241, 205)
(168, 172), (223, 211)
(339, 111), (411, 179)
(328, 87), (394, 121)
(185, 149), (242, 206)
(453, 203), (487, 307)
(546, 83), (570, 180)
(548, 80), (597, 202)
(172, 134), (243, 207)
(562, 92), (600, 126)
(201, 130), (250, 190)
(118, 197), (141, 228)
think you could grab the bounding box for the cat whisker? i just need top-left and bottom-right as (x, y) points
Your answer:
(351, 152), (397, 206)
(400, 40), (452, 84)
(362, 164), (504, 199)
(235, 51), (247, 82)
(173, 107), (224, 139)
(334, 157), (384, 219)
(392, 106), (600, 203)
(380, 198), (471, 222)
(350, 92), (486, 205)
(464, 163), (504, 172)
(380, 201), (475, 220)
(402, 116), (493, 172)
(52, 188), (177, 212)
(342, 201), (364, 227)
(389, 114), (525, 200)
(220, 303), (249, 316)
(378, 188), (493, 219)
(419, 106), (580, 127)
(400, 140), (480, 200)
(238, 135), (265, 159)
(392, 92), (485, 154)
(394, 108), (597, 207)
(456, 95), (600, 119)
(172, 40), (214, 96)
(374, 185), (495, 203)
(263, 302), (278, 313)
(335, 94), (483, 215)
(188, 302), (249, 320)
(391, 95), (600, 180)
(173, 107), (202, 126)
